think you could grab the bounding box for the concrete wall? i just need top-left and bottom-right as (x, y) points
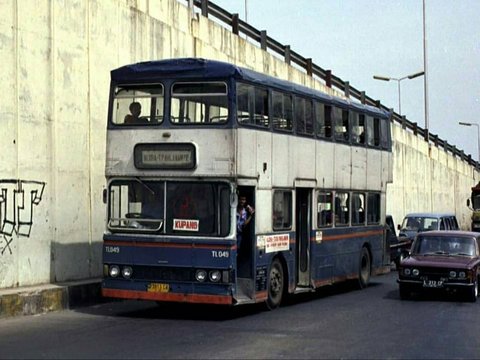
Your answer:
(0, 0), (476, 289)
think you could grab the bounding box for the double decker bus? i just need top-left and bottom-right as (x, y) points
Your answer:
(102, 58), (392, 309)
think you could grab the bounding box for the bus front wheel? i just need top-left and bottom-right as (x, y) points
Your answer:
(266, 258), (284, 310)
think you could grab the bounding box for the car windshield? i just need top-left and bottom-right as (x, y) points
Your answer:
(412, 235), (477, 256)
(401, 216), (438, 232)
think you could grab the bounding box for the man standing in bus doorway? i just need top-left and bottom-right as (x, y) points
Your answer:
(237, 195), (255, 250)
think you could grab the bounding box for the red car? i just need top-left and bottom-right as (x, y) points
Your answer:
(397, 231), (480, 301)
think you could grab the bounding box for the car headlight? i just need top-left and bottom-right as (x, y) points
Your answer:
(122, 266), (133, 279)
(449, 271), (457, 278)
(209, 270), (221, 283)
(109, 265), (120, 278)
(195, 269), (207, 282)
(412, 269), (420, 276)
(459, 271), (466, 279)
(404, 268), (411, 276)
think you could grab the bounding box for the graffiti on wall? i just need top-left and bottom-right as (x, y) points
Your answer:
(0, 180), (46, 255)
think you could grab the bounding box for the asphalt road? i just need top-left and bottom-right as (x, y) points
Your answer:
(1, 271), (479, 359)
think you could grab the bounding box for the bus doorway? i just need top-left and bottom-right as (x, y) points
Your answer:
(296, 188), (311, 287)
(237, 186), (255, 280)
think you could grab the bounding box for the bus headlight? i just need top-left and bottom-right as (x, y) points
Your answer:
(404, 268), (411, 276)
(412, 269), (420, 276)
(450, 271), (457, 278)
(459, 271), (466, 279)
(109, 265), (120, 278)
(195, 269), (207, 282)
(209, 270), (221, 283)
(122, 266), (133, 279)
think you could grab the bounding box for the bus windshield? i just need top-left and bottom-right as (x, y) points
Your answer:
(107, 180), (231, 237)
(112, 86), (164, 125)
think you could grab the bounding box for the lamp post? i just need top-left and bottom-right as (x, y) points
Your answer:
(459, 122), (480, 163)
(373, 71), (425, 115)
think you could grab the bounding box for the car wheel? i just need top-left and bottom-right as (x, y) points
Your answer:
(399, 284), (411, 300)
(358, 247), (371, 289)
(266, 258), (284, 310)
(467, 277), (478, 303)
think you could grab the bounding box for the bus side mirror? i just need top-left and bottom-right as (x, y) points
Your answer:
(103, 188), (107, 204)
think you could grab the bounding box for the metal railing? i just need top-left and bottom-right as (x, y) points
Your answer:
(185, 0), (477, 167)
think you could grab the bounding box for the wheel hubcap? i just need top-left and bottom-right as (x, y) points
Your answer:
(270, 267), (282, 295)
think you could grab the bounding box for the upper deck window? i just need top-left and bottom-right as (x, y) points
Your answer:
(171, 82), (228, 124)
(236, 83), (270, 128)
(112, 86), (164, 125)
(272, 91), (293, 132)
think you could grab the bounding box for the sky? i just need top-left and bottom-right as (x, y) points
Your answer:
(208, 0), (480, 160)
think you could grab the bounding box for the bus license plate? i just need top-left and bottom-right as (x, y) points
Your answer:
(423, 280), (443, 288)
(147, 283), (170, 293)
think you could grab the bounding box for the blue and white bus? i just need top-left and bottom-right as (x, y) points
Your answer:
(102, 58), (393, 309)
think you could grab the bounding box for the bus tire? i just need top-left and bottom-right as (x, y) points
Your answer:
(358, 246), (371, 289)
(266, 258), (284, 310)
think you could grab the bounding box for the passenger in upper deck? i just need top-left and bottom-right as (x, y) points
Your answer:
(124, 102), (148, 124)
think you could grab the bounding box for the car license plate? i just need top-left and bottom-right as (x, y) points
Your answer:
(423, 280), (443, 288)
(147, 283), (169, 293)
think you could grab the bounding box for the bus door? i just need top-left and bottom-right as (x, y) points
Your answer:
(296, 188), (311, 287)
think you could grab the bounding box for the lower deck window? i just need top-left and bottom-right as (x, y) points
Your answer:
(273, 190), (292, 230)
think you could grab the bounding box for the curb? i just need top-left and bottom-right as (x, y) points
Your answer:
(0, 279), (102, 318)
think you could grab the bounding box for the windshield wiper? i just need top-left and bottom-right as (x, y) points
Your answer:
(135, 177), (155, 195)
(450, 252), (472, 257)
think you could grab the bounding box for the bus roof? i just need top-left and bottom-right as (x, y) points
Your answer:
(112, 58), (389, 118)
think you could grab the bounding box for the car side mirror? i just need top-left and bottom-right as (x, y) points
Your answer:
(397, 224), (401, 231)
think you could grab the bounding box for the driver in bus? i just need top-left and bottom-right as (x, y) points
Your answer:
(124, 102), (148, 124)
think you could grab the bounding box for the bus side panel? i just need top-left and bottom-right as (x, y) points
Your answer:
(311, 226), (385, 286)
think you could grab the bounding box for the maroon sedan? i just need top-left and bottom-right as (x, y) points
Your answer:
(397, 231), (480, 301)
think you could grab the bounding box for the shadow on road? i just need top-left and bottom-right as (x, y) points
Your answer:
(74, 279), (384, 321)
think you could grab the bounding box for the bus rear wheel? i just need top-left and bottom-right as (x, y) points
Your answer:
(358, 247), (371, 289)
(266, 258), (284, 310)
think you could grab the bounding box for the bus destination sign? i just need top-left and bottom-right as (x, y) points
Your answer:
(134, 143), (196, 169)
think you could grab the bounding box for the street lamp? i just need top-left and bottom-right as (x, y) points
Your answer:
(459, 122), (480, 163)
(373, 71), (425, 115)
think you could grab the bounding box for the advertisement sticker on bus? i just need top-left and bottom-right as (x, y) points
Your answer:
(262, 234), (290, 253)
(173, 219), (199, 231)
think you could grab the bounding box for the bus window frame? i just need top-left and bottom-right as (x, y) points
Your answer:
(271, 90), (294, 133)
(235, 82), (271, 130)
(111, 84), (165, 126)
(170, 81), (229, 125)
(272, 189), (293, 231)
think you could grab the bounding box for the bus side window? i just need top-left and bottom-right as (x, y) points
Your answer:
(367, 193), (380, 224)
(236, 83), (269, 128)
(324, 105), (332, 138)
(295, 97), (314, 136)
(317, 191), (333, 227)
(380, 118), (389, 149)
(366, 115), (375, 147)
(273, 190), (292, 230)
(373, 117), (381, 146)
(351, 192), (365, 225)
(351, 112), (365, 145)
(315, 102), (325, 138)
(272, 91), (293, 132)
(333, 107), (345, 142)
(334, 192), (350, 226)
